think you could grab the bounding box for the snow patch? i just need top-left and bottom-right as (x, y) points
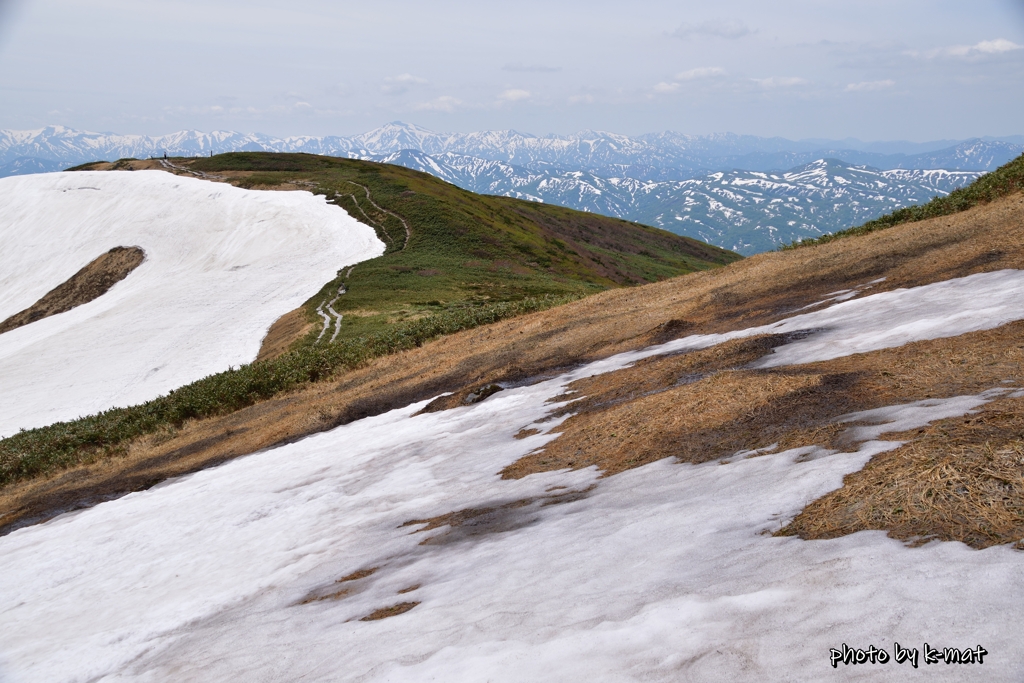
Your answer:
(3, 269), (1024, 681)
(0, 171), (385, 436)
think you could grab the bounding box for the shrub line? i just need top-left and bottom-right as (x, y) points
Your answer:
(0, 294), (579, 488)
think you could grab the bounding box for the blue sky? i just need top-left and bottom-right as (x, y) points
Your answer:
(0, 0), (1022, 140)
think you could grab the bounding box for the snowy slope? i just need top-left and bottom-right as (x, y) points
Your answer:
(0, 171), (384, 436)
(3, 270), (1024, 681)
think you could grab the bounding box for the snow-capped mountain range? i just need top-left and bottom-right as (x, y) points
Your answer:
(381, 150), (982, 253)
(0, 122), (1012, 253)
(2, 122), (1020, 178)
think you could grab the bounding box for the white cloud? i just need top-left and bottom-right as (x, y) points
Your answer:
(970, 38), (1022, 54)
(752, 76), (807, 89)
(381, 73), (428, 95)
(910, 38), (1023, 59)
(675, 67), (726, 80)
(844, 79), (895, 92)
(653, 81), (679, 94)
(673, 19), (751, 40)
(498, 89), (531, 102)
(568, 94), (594, 105)
(413, 96), (461, 113)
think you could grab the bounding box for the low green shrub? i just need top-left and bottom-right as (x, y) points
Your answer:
(0, 294), (579, 487)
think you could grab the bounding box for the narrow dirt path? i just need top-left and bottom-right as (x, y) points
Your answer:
(327, 299), (344, 343)
(339, 194), (395, 246)
(158, 159), (225, 180)
(340, 180), (412, 251)
(314, 299), (333, 342)
(314, 281), (349, 344)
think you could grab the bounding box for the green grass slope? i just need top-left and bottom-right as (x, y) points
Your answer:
(783, 152), (1024, 250)
(188, 153), (739, 343)
(0, 153), (739, 488)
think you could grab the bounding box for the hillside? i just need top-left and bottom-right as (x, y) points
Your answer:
(177, 153), (736, 345)
(0, 152), (735, 486)
(382, 151), (983, 253)
(3, 156), (1024, 680)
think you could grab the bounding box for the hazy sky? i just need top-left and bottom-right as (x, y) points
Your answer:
(1, 0), (1022, 140)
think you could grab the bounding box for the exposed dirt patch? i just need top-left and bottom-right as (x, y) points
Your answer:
(418, 382), (505, 413)
(76, 160), (165, 172)
(86, 159), (315, 191)
(338, 567), (378, 582)
(297, 566), (379, 604)
(299, 587), (351, 604)
(0, 246), (145, 335)
(402, 487), (594, 546)
(360, 602), (419, 621)
(256, 307), (315, 362)
(3, 192), (1024, 536)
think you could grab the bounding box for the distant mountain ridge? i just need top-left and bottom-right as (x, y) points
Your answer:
(0, 123), (1011, 253)
(1, 123), (1021, 180)
(380, 150), (983, 253)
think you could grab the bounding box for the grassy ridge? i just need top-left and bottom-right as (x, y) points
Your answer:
(0, 295), (575, 487)
(189, 153), (739, 343)
(782, 153), (1024, 250)
(1, 152), (740, 488)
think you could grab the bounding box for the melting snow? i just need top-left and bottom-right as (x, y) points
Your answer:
(3, 272), (1024, 681)
(0, 171), (384, 436)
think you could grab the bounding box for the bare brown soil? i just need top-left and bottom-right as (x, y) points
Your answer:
(76, 160), (165, 172)
(402, 486), (594, 546)
(80, 160), (312, 191)
(2, 192), (1023, 539)
(0, 246), (145, 336)
(360, 602), (419, 621)
(297, 566), (379, 604)
(256, 307), (315, 362)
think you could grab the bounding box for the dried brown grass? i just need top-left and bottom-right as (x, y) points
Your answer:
(504, 321), (1024, 481)
(256, 306), (314, 362)
(781, 397), (1024, 549)
(2, 191), (1024, 536)
(497, 319), (1024, 547)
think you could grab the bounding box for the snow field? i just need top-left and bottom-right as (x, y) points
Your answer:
(0, 171), (385, 436)
(4, 271), (1024, 680)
